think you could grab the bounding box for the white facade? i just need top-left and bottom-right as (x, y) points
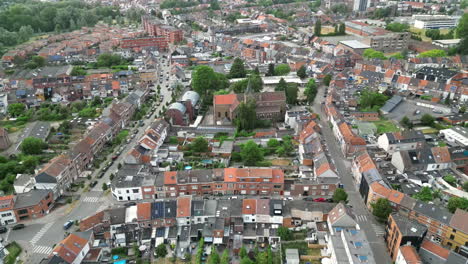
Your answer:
(0, 210), (16, 225)
(71, 243), (90, 264)
(112, 186), (143, 201)
(439, 127), (468, 146)
(413, 15), (460, 29)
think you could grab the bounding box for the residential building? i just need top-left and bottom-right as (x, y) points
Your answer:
(50, 233), (90, 264)
(0, 195), (17, 225)
(13, 190), (53, 221)
(445, 209), (468, 252)
(121, 37), (169, 51)
(353, 0), (370, 11)
(408, 201), (452, 245)
(419, 239), (450, 264)
(377, 130), (425, 154)
(367, 182), (405, 211)
(391, 146), (452, 172)
(0, 128), (11, 150)
(385, 214), (427, 261)
(395, 245), (422, 264)
(362, 33), (410, 53)
(35, 154), (78, 199)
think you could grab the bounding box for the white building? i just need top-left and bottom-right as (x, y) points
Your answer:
(439, 127), (468, 147)
(0, 195), (17, 225)
(413, 15), (461, 29)
(395, 245), (422, 264)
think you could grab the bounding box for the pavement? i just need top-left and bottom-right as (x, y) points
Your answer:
(5, 54), (175, 264)
(311, 83), (392, 263)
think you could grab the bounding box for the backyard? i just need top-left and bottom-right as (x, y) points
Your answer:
(371, 120), (400, 134)
(281, 241), (321, 264)
(5, 242), (22, 264)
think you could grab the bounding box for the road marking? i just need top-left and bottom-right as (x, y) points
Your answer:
(33, 245), (53, 255)
(82, 197), (101, 203)
(372, 224), (386, 236)
(30, 222), (54, 245)
(356, 215), (367, 222)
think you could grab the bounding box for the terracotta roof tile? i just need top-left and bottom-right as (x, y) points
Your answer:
(449, 209), (468, 234)
(421, 240), (449, 259)
(214, 94), (238, 105)
(242, 199), (257, 215)
(51, 234), (88, 263)
(399, 245), (421, 263)
(137, 202), (151, 221)
(177, 196), (191, 218)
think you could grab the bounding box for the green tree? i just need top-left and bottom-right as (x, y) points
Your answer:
(229, 57), (246, 78)
(385, 22), (409, 32)
(323, 74), (332, 86)
(192, 65), (225, 97)
(332, 188), (348, 203)
(220, 249), (229, 264)
(235, 99), (257, 131)
(463, 182), (468, 192)
(267, 138), (280, 148)
(417, 49), (447, 58)
(21, 156), (39, 173)
(400, 116), (413, 129)
(363, 48), (387, 59)
(286, 84), (298, 104)
(304, 78), (318, 103)
(208, 247), (220, 264)
(371, 198), (392, 222)
(443, 175), (457, 186)
(240, 140), (264, 166)
(274, 64), (291, 76)
(460, 106), (466, 114)
(266, 63), (275, 76)
(8, 103), (26, 117)
(276, 146), (286, 156)
(277, 226), (293, 241)
(359, 89), (388, 111)
(447, 197), (468, 213)
(456, 14), (468, 54)
(191, 137), (209, 153)
(97, 53), (123, 67)
(102, 182), (108, 191)
(239, 247), (247, 259)
(275, 78), (288, 91)
(297, 65), (307, 79)
(20, 137), (47, 155)
(413, 186), (434, 202)
(420, 114), (435, 127)
(71, 66), (87, 76)
(240, 257), (254, 264)
(155, 243), (167, 258)
(314, 19), (321, 36)
(425, 29), (441, 40)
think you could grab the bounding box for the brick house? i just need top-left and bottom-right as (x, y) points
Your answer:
(13, 190), (53, 221)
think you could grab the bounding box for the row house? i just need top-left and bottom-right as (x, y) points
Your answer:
(391, 146), (452, 173)
(335, 121), (366, 157)
(377, 130), (426, 154)
(35, 154), (78, 198)
(0, 195), (17, 225)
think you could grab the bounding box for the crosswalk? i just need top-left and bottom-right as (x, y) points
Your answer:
(33, 245), (53, 255)
(356, 215), (368, 222)
(373, 224), (386, 236)
(82, 196), (101, 203)
(31, 222), (54, 245)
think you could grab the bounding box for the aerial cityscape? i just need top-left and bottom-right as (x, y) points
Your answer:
(0, 0), (467, 263)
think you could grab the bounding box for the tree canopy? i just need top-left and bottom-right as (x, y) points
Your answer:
(229, 58), (246, 78)
(155, 244), (168, 258)
(420, 114), (435, 127)
(20, 137), (47, 155)
(417, 49), (447, 58)
(447, 197), (468, 213)
(7, 103), (26, 117)
(358, 89), (389, 112)
(314, 19), (321, 36)
(240, 140), (264, 166)
(323, 74), (332, 86)
(371, 198), (392, 222)
(385, 22), (409, 32)
(97, 53), (123, 67)
(304, 78), (318, 103)
(235, 99), (257, 131)
(297, 65), (307, 79)
(192, 65), (229, 97)
(275, 78), (288, 91)
(286, 84), (298, 104)
(413, 186), (434, 202)
(332, 188), (348, 203)
(363, 48), (387, 60)
(277, 226), (293, 241)
(274, 64), (291, 76)
(191, 137), (209, 153)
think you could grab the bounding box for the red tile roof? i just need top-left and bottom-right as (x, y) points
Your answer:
(51, 233), (88, 263)
(164, 171), (178, 185)
(177, 196), (192, 218)
(242, 199), (257, 215)
(137, 202), (151, 221)
(214, 94), (238, 105)
(0, 195), (15, 212)
(421, 240), (449, 259)
(399, 245), (421, 263)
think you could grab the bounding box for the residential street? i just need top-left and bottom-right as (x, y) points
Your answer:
(311, 84), (392, 263)
(5, 56), (175, 264)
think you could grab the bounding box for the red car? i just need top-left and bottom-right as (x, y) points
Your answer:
(314, 198), (326, 202)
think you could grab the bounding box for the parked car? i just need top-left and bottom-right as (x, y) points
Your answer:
(12, 224), (25, 230)
(124, 202), (136, 207)
(303, 197), (314, 201)
(0, 227), (7, 234)
(313, 198), (326, 202)
(112, 155), (118, 160)
(97, 171), (105, 178)
(90, 181), (98, 188)
(63, 220), (74, 230)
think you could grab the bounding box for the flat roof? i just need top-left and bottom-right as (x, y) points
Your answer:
(339, 40), (370, 49)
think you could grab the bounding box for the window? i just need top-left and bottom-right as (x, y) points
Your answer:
(192, 186), (198, 190)
(132, 189), (139, 193)
(17, 209), (28, 215)
(450, 234), (455, 240)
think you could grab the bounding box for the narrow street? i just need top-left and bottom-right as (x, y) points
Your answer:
(6, 55), (175, 264)
(312, 85), (392, 263)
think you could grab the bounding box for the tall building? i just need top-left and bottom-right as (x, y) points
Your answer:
(353, 0), (370, 12)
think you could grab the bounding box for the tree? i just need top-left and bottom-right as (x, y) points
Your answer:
(413, 186), (434, 202)
(371, 198), (392, 222)
(460, 106), (466, 114)
(420, 114), (435, 127)
(338, 23), (345, 34)
(332, 188), (348, 203)
(447, 197), (468, 213)
(304, 78), (318, 103)
(22, 156), (39, 173)
(192, 65), (220, 97)
(417, 49), (447, 58)
(208, 247), (220, 264)
(314, 19), (321, 36)
(286, 84), (298, 104)
(240, 140), (264, 166)
(276, 146), (286, 156)
(274, 64), (291, 76)
(363, 48), (387, 60)
(266, 63), (275, 76)
(240, 257), (254, 264)
(400, 116), (413, 129)
(220, 249), (229, 264)
(239, 247), (247, 258)
(229, 58), (246, 78)
(425, 29), (441, 40)
(97, 53), (123, 67)
(26, 55), (46, 69)
(235, 99), (257, 131)
(191, 137), (209, 153)
(297, 65), (307, 79)
(359, 89), (389, 111)
(102, 183), (108, 191)
(463, 182), (468, 192)
(443, 175), (457, 186)
(275, 78), (288, 91)
(277, 226), (293, 241)
(267, 139), (280, 148)
(20, 137), (47, 155)
(323, 74), (332, 86)
(8, 103), (26, 117)
(154, 243), (167, 258)
(385, 22), (409, 32)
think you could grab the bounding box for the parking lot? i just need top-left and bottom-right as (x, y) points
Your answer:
(386, 100), (448, 122)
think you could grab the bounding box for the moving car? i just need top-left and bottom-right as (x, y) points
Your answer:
(63, 220), (74, 230)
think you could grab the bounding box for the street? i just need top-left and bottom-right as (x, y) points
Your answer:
(311, 84), (392, 263)
(5, 54), (175, 264)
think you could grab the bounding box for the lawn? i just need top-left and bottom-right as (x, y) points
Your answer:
(5, 242), (22, 264)
(372, 120), (400, 134)
(409, 27), (451, 42)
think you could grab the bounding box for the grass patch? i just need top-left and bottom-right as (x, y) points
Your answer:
(372, 120), (399, 134)
(5, 242), (22, 264)
(420, 128), (439, 134)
